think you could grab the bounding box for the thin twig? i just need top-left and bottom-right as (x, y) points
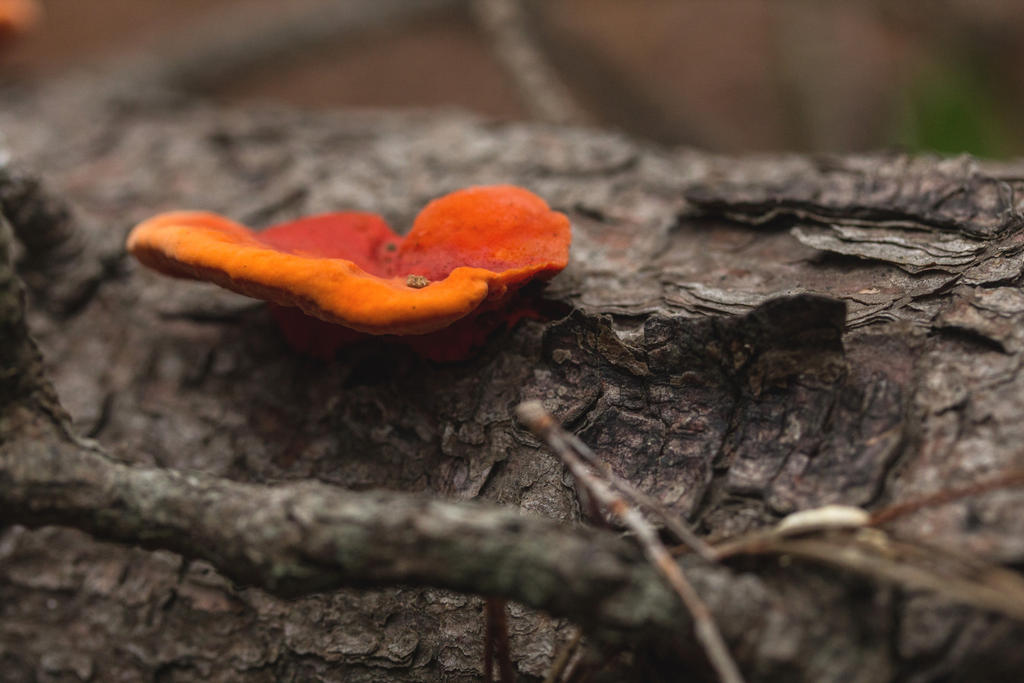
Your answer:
(470, 0), (586, 124)
(559, 427), (717, 561)
(484, 598), (495, 681)
(516, 400), (744, 683)
(544, 628), (582, 683)
(484, 597), (515, 683)
(712, 530), (1024, 622)
(870, 469), (1024, 526)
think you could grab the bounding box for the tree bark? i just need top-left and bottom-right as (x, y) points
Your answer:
(2, 72), (1024, 681)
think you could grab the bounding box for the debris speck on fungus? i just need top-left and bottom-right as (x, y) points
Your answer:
(406, 275), (430, 289)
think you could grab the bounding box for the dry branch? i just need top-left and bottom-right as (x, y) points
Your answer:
(0, 430), (688, 646)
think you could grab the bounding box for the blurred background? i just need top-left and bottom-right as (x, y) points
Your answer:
(2, 0), (1023, 158)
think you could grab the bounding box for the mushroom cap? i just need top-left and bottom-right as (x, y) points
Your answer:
(126, 185), (571, 336)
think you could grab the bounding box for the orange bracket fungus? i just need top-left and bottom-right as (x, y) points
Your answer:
(0, 0), (39, 42)
(126, 185), (571, 361)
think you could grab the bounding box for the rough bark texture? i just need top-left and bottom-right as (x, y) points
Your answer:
(3, 70), (1024, 681)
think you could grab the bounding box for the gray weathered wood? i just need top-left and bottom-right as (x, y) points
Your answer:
(3, 72), (1024, 680)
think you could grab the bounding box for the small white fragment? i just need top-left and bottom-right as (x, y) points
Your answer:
(775, 505), (870, 536)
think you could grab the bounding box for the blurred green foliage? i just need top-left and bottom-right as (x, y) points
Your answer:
(896, 58), (1018, 158)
